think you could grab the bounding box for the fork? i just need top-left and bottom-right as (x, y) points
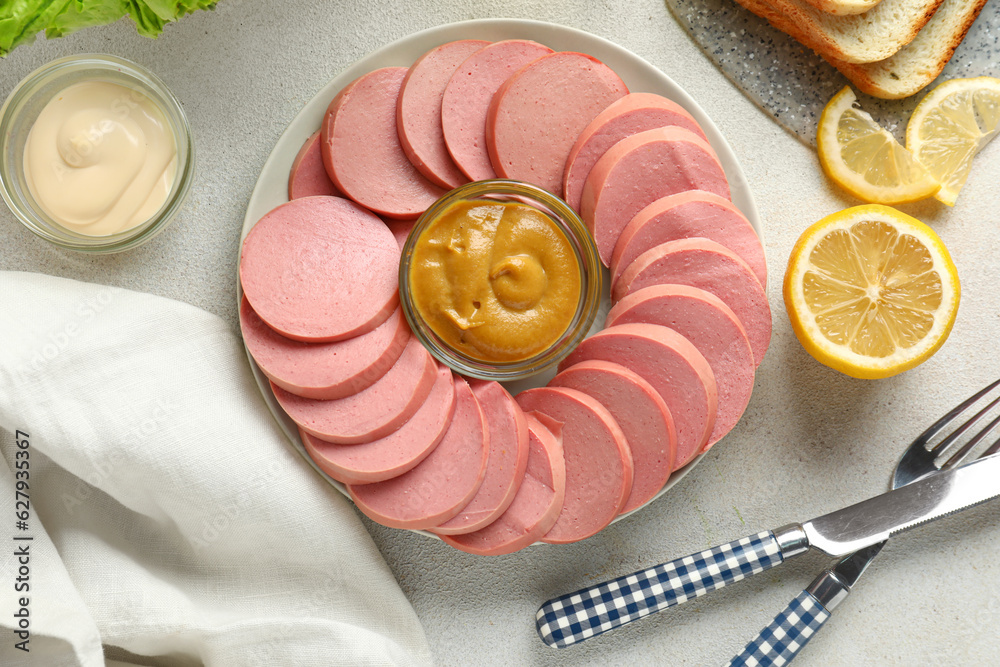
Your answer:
(535, 378), (1000, 649)
(726, 378), (1000, 666)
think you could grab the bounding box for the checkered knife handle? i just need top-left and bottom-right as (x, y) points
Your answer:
(726, 590), (831, 667)
(536, 531), (784, 648)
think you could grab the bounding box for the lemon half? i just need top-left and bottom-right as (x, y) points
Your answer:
(817, 87), (940, 205)
(906, 76), (1000, 207)
(784, 205), (959, 379)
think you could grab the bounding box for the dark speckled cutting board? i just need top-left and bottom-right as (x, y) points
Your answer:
(666, 0), (999, 146)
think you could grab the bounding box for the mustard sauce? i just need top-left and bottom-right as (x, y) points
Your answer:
(408, 199), (582, 362)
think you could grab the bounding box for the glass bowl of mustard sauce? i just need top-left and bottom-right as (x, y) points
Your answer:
(400, 180), (602, 382)
(0, 54), (194, 253)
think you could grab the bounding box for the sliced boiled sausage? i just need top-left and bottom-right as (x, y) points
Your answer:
(431, 380), (530, 535)
(550, 360), (676, 514)
(607, 285), (755, 450)
(559, 323), (717, 469)
(240, 195), (399, 342)
(442, 412), (566, 556)
(271, 336), (436, 444)
(610, 190), (766, 292)
(349, 376), (489, 530)
(322, 67), (446, 219)
(442, 40), (554, 182)
(397, 40), (490, 189)
(581, 126), (729, 266)
(563, 93), (706, 212)
(239, 295), (407, 400)
(386, 219), (415, 251)
(299, 364), (456, 484)
(288, 130), (341, 200)
(516, 386), (632, 544)
(614, 238), (771, 366)
(486, 52), (627, 197)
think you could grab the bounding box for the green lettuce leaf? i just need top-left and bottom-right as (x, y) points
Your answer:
(1, 0), (216, 55)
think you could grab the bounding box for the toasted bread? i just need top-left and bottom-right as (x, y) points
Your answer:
(833, 0), (989, 98)
(799, 0), (882, 15)
(749, 0), (944, 63)
(735, 0), (989, 98)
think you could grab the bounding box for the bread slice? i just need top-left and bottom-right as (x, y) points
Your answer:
(833, 0), (989, 98)
(799, 0), (882, 16)
(750, 0), (944, 63)
(736, 0), (989, 99)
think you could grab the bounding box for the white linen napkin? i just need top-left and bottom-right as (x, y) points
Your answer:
(0, 271), (433, 667)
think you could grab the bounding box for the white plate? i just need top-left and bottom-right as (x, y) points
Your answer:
(239, 18), (762, 537)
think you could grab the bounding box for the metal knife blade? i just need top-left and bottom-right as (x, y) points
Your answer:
(801, 453), (1000, 557)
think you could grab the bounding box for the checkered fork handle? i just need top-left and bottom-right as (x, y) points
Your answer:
(726, 590), (831, 667)
(536, 531), (784, 648)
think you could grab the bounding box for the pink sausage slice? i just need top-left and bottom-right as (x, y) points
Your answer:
(486, 52), (627, 197)
(271, 336), (436, 444)
(431, 380), (530, 535)
(386, 219), (415, 251)
(349, 376), (489, 530)
(442, 40), (554, 182)
(607, 285), (755, 450)
(563, 93), (706, 212)
(610, 190), (766, 292)
(288, 130), (341, 200)
(239, 296), (407, 400)
(322, 67), (446, 220)
(615, 238), (771, 367)
(581, 126), (730, 267)
(516, 386), (632, 544)
(240, 196), (399, 342)
(442, 412), (566, 556)
(558, 323), (717, 469)
(299, 364), (456, 484)
(550, 360), (676, 514)
(397, 40), (490, 189)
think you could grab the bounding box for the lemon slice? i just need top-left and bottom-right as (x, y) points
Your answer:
(906, 77), (1000, 207)
(783, 205), (960, 379)
(817, 86), (940, 205)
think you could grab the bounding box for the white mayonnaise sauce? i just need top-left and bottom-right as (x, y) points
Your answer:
(23, 80), (177, 236)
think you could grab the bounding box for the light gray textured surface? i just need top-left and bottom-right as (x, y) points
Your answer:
(2, 1), (999, 665)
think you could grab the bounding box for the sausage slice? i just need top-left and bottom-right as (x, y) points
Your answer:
(239, 296), (407, 400)
(271, 336), (436, 444)
(322, 67), (446, 219)
(615, 238), (771, 366)
(486, 52), (627, 197)
(349, 376), (490, 530)
(610, 190), (766, 292)
(442, 413), (566, 555)
(581, 127), (730, 266)
(431, 380), (530, 535)
(299, 364), (456, 484)
(516, 386), (632, 544)
(397, 40), (490, 189)
(559, 323), (717, 469)
(288, 130), (341, 200)
(608, 285), (755, 450)
(442, 39), (554, 182)
(563, 93), (706, 212)
(239, 196), (399, 342)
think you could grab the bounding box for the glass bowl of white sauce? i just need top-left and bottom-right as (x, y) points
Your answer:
(0, 54), (194, 253)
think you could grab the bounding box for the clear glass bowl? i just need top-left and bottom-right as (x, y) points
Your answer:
(0, 54), (194, 253)
(400, 180), (602, 381)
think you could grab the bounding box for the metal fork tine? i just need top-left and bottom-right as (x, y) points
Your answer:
(981, 437), (1000, 458)
(941, 411), (1000, 469)
(911, 378), (1000, 452)
(925, 386), (1000, 457)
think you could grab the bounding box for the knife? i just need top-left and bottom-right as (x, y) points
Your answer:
(536, 452), (1000, 648)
